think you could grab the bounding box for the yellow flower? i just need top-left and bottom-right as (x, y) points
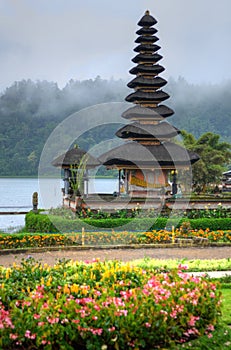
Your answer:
(5, 268), (11, 279)
(70, 284), (79, 294)
(46, 276), (52, 287)
(63, 284), (70, 294)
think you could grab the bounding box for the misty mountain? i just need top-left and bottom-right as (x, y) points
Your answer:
(166, 77), (231, 141)
(0, 76), (230, 176)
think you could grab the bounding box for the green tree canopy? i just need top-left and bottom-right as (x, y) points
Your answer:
(181, 130), (231, 187)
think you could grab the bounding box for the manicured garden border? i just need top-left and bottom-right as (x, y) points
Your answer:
(25, 211), (231, 233)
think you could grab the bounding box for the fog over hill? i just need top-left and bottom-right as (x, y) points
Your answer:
(0, 77), (230, 176)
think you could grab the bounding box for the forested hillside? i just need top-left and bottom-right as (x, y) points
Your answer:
(0, 76), (230, 176)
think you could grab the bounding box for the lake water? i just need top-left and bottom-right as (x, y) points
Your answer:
(0, 178), (118, 232)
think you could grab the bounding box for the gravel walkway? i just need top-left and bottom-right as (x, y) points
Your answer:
(0, 246), (231, 267)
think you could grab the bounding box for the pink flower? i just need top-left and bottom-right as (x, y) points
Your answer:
(170, 310), (177, 318)
(210, 284), (217, 291)
(10, 333), (18, 340)
(25, 330), (36, 339)
(188, 315), (200, 327)
(207, 324), (215, 331)
(61, 318), (69, 324)
(94, 305), (101, 311)
(145, 322), (151, 328)
(72, 319), (80, 324)
(178, 264), (188, 270)
(42, 302), (49, 309)
(90, 327), (103, 335)
(47, 317), (59, 324)
(33, 314), (40, 320)
(25, 330), (30, 337)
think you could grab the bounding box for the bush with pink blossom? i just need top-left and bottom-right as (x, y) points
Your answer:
(0, 258), (221, 349)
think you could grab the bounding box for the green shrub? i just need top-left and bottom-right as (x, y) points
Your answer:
(25, 212), (169, 232)
(25, 211), (58, 233)
(184, 218), (231, 231)
(25, 211), (231, 233)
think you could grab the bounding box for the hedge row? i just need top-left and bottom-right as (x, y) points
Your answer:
(25, 211), (231, 233)
(188, 218), (231, 231)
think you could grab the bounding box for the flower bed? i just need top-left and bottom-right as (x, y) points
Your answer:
(0, 259), (221, 349)
(141, 229), (231, 244)
(0, 229), (231, 250)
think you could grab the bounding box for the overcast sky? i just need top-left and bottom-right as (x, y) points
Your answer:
(0, 0), (231, 92)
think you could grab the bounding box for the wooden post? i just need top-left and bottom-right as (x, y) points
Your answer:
(85, 169), (89, 198)
(118, 169), (121, 195)
(172, 225), (175, 244)
(82, 227), (85, 246)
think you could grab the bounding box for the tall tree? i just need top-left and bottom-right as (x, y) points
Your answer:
(181, 131), (231, 188)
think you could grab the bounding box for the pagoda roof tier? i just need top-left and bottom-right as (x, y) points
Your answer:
(136, 27), (157, 35)
(134, 44), (161, 53)
(135, 35), (159, 44)
(99, 141), (200, 167)
(129, 64), (165, 75)
(132, 53), (162, 64)
(125, 90), (169, 103)
(52, 148), (100, 169)
(122, 105), (174, 120)
(115, 122), (180, 139)
(137, 11), (157, 27)
(127, 76), (167, 89)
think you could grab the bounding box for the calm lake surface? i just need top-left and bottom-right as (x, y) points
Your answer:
(0, 178), (118, 232)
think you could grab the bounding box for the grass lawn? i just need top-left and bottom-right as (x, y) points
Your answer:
(221, 288), (231, 325)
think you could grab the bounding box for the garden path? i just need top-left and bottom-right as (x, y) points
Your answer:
(0, 246), (231, 267)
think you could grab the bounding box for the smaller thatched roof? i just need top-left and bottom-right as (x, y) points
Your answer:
(115, 122), (180, 139)
(127, 76), (167, 89)
(132, 53), (162, 64)
(135, 35), (159, 44)
(125, 90), (169, 103)
(137, 10), (157, 27)
(134, 44), (160, 53)
(129, 64), (165, 75)
(122, 105), (174, 120)
(136, 27), (157, 35)
(51, 148), (100, 169)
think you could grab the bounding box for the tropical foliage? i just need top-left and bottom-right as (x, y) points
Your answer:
(181, 130), (231, 187)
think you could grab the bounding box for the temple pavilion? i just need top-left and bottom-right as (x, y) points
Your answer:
(99, 10), (199, 198)
(52, 10), (199, 211)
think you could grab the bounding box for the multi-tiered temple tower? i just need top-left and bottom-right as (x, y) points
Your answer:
(100, 11), (199, 197)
